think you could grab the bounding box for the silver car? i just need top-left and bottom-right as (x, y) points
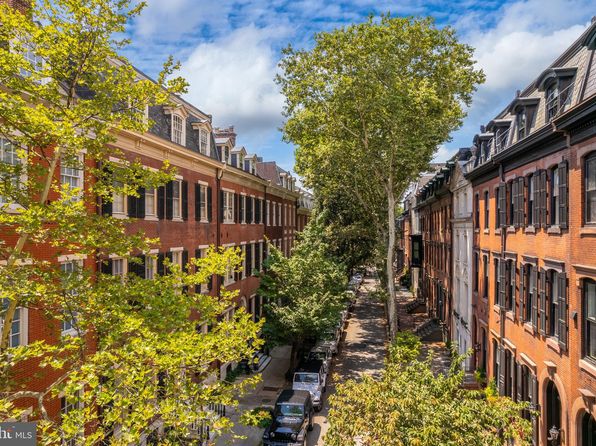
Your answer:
(292, 360), (326, 411)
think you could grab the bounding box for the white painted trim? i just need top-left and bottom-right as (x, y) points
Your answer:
(57, 254), (87, 262)
(198, 244), (209, 249)
(169, 247), (184, 252)
(197, 180), (209, 186)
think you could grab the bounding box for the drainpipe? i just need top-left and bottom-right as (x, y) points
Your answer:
(216, 165), (225, 295)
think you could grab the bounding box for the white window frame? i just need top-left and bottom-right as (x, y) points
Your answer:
(172, 179), (183, 220)
(171, 113), (185, 146)
(0, 300), (28, 347)
(223, 190), (235, 223)
(199, 128), (210, 156)
(196, 247), (208, 293)
(60, 153), (84, 201)
(199, 183), (208, 223)
(145, 255), (157, 280)
(112, 180), (127, 217)
(145, 187), (158, 220)
(59, 259), (83, 336)
(0, 137), (26, 210)
(241, 244), (247, 279)
(266, 200), (270, 226)
(110, 257), (127, 278)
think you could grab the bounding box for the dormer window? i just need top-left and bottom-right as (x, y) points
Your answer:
(199, 128), (209, 155)
(239, 154), (244, 169)
(546, 84), (559, 122)
(516, 110), (527, 141)
(535, 67), (577, 123)
(172, 114), (185, 145)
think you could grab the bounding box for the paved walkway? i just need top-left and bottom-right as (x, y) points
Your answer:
(308, 275), (388, 445)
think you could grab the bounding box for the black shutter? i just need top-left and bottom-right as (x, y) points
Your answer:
(130, 255), (146, 278)
(531, 375), (539, 446)
(559, 162), (568, 229)
(531, 266), (538, 330)
(100, 163), (112, 216)
(165, 181), (173, 220)
(246, 244), (252, 276)
(234, 193), (240, 223)
(532, 175), (539, 225)
(512, 181), (518, 227)
(157, 253), (165, 276)
(558, 272), (568, 350)
(239, 196), (245, 223)
(247, 197), (253, 224)
(101, 259), (112, 275)
(255, 199), (261, 224)
(519, 264), (525, 321)
(499, 184), (506, 228)
(516, 363), (523, 403)
(182, 250), (189, 272)
(207, 186), (212, 222)
(195, 183), (201, 221)
(539, 269), (546, 335)
(137, 187), (145, 219)
(499, 259), (506, 307)
(511, 262), (517, 318)
(255, 242), (261, 272)
(182, 181), (188, 221)
(157, 185), (165, 220)
(540, 170), (548, 227)
(519, 177), (526, 227)
(510, 355), (517, 400)
(219, 190), (224, 222)
(128, 194), (137, 218)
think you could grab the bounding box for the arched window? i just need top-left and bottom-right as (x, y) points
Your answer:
(581, 412), (596, 445)
(517, 109), (527, 140)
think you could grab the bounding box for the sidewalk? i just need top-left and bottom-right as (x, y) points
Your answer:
(215, 345), (291, 445)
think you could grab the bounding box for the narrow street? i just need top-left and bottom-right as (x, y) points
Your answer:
(216, 275), (387, 445)
(307, 276), (388, 445)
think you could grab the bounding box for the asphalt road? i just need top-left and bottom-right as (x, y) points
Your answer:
(307, 277), (388, 445)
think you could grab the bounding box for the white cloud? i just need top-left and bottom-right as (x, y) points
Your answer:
(179, 24), (289, 143)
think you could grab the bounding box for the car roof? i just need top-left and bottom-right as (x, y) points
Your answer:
(277, 389), (310, 404)
(295, 359), (324, 373)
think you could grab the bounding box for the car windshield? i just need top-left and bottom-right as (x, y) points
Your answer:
(294, 373), (319, 384)
(276, 403), (304, 417)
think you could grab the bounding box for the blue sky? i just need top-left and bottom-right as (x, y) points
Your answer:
(122, 0), (594, 173)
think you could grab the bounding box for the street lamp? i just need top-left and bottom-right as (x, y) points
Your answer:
(547, 425), (560, 445)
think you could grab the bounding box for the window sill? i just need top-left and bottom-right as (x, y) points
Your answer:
(223, 221), (235, 225)
(506, 226), (516, 233)
(547, 226), (561, 235)
(61, 329), (79, 338)
(545, 336), (561, 354)
(483, 229), (490, 234)
(199, 218), (210, 224)
(474, 228), (480, 233)
(112, 212), (127, 219)
(579, 226), (596, 237)
(144, 216), (159, 222)
(524, 226), (536, 234)
(505, 311), (515, 321)
(172, 217), (184, 222)
(579, 358), (596, 379)
(0, 203), (24, 214)
(492, 304), (501, 314)
(523, 322), (536, 335)
(495, 228), (502, 234)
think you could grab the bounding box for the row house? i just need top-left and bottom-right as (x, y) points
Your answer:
(0, 20), (308, 426)
(463, 20), (596, 446)
(296, 187), (314, 233)
(414, 163), (453, 338)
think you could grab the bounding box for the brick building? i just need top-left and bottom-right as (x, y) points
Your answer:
(0, 14), (310, 428)
(464, 20), (596, 446)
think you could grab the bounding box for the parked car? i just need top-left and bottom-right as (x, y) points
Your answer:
(320, 327), (341, 354)
(307, 341), (334, 373)
(352, 273), (363, 284)
(292, 360), (326, 411)
(262, 389), (314, 446)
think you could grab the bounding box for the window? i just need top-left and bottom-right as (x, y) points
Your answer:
(549, 270), (559, 337)
(0, 138), (21, 204)
(528, 175), (535, 226)
(223, 191), (234, 223)
(585, 154), (596, 224)
(198, 184), (208, 222)
(112, 258), (126, 278)
(20, 41), (43, 79)
(61, 395), (81, 446)
(474, 193), (480, 229)
(483, 255), (489, 299)
(145, 256), (156, 280)
(145, 187), (156, 217)
(551, 167), (560, 226)
(172, 180), (182, 219)
(474, 252), (479, 292)
(585, 280), (596, 362)
(546, 83), (559, 122)
(484, 191), (489, 229)
(60, 154), (84, 200)
(60, 260), (82, 335)
(0, 299), (26, 347)
(199, 129), (209, 155)
(112, 181), (126, 215)
(517, 110), (527, 140)
(172, 114), (184, 145)
(525, 265), (537, 325)
(495, 259), (501, 307)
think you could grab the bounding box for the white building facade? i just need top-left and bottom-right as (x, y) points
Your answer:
(450, 159), (474, 371)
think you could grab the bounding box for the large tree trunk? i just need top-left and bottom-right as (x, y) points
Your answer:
(386, 182), (397, 338)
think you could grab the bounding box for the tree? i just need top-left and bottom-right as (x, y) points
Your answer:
(325, 332), (533, 446)
(0, 1), (262, 444)
(277, 15), (485, 336)
(259, 217), (347, 371)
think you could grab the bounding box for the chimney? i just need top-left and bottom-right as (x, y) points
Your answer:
(516, 89), (521, 97)
(480, 125), (485, 133)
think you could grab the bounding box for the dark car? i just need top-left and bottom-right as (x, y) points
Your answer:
(262, 389), (314, 446)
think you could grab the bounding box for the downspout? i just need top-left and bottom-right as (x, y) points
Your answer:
(216, 165), (225, 295)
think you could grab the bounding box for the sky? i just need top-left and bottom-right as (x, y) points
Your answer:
(121, 0), (595, 174)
